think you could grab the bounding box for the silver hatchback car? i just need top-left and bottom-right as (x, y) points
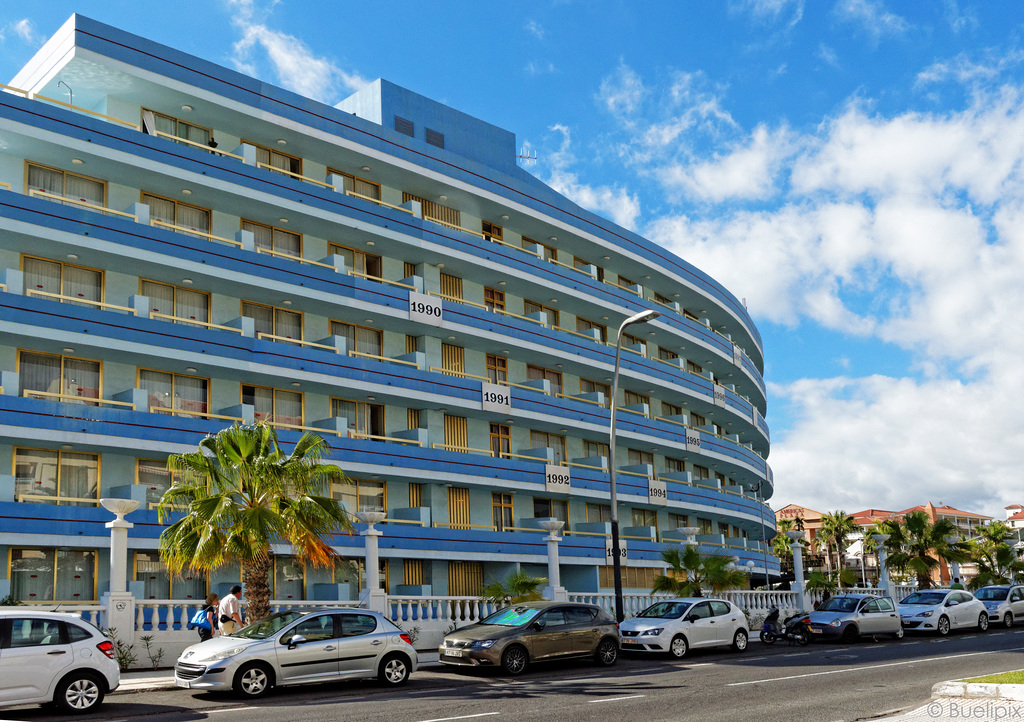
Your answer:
(805, 594), (903, 641)
(175, 608), (417, 698)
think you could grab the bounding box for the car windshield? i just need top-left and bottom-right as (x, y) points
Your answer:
(974, 588), (1009, 601)
(233, 611), (306, 639)
(479, 606), (542, 627)
(817, 597), (860, 613)
(638, 602), (690, 619)
(901, 592), (947, 605)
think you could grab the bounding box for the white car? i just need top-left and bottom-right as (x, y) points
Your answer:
(898, 589), (989, 635)
(618, 598), (748, 658)
(974, 585), (1024, 628)
(175, 608), (417, 698)
(0, 609), (120, 714)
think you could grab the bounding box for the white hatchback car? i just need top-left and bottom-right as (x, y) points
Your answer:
(0, 609), (119, 714)
(619, 598), (748, 658)
(898, 589), (989, 635)
(974, 585), (1024, 628)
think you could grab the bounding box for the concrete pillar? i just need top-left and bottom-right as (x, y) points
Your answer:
(787, 530), (809, 610)
(539, 519), (567, 601)
(356, 511), (388, 614)
(100, 498), (140, 645)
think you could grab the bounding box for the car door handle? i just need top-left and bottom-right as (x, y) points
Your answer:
(371, 639), (383, 646)
(47, 650), (67, 655)
(709, 620), (716, 624)
(324, 645), (336, 651)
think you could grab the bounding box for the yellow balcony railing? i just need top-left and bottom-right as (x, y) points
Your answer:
(343, 190), (415, 215)
(257, 332), (340, 353)
(255, 246), (335, 269)
(16, 493), (100, 506)
(150, 219), (242, 247)
(257, 162), (334, 189)
(22, 389), (135, 410)
(349, 351), (421, 369)
(26, 289), (136, 315)
(347, 431), (424, 447)
(153, 130), (244, 160)
(149, 311), (245, 334)
(28, 189), (138, 220)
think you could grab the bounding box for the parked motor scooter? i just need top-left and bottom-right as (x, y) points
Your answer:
(759, 607), (810, 645)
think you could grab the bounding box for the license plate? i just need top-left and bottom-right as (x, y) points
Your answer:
(175, 679), (190, 689)
(444, 649), (464, 658)
(810, 628), (822, 634)
(621, 638), (639, 644)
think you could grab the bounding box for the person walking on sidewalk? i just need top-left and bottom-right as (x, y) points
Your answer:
(198, 593), (219, 642)
(219, 585), (243, 634)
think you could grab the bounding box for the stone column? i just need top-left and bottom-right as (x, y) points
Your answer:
(539, 519), (568, 601)
(786, 530), (809, 609)
(356, 511), (387, 614)
(100, 498), (140, 645)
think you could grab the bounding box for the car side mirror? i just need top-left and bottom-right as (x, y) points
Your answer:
(684, 615), (696, 623)
(530, 621), (545, 631)
(286, 634), (307, 649)
(946, 600), (958, 607)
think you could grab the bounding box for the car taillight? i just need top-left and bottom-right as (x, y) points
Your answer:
(97, 641), (115, 659)
(400, 633), (412, 645)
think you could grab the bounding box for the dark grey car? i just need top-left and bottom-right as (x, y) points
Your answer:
(806, 594), (903, 641)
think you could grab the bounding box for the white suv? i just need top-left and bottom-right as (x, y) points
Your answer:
(0, 609), (120, 713)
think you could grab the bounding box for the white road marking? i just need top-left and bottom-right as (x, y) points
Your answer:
(410, 687), (460, 695)
(416, 714), (501, 722)
(206, 708), (254, 714)
(726, 646), (1024, 687)
(588, 694), (646, 703)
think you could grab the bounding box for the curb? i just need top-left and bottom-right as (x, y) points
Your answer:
(932, 681), (1024, 702)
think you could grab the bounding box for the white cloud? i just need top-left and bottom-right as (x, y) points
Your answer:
(835, 0), (909, 39)
(916, 50), (1024, 90)
(525, 61), (557, 76)
(5, 19), (38, 45)
(730, 0), (804, 27)
(597, 62), (647, 118)
(525, 20), (546, 40)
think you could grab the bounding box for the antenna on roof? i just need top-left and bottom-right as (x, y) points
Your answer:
(517, 147), (538, 165)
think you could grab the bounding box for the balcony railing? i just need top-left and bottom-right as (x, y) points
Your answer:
(255, 246), (335, 269)
(22, 389), (135, 410)
(152, 130), (244, 160)
(347, 431), (423, 447)
(343, 189), (415, 215)
(149, 311), (245, 334)
(26, 289), (137, 315)
(257, 162), (334, 189)
(28, 189), (138, 220)
(257, 332), (339, 353)
(150, 219), (242, 247)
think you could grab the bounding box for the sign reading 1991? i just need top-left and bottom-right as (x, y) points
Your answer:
(408, 291), (442, 326)
(481, 382), (511, 413)
(545, 464), (571, 493)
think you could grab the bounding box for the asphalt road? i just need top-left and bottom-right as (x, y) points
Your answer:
(6, 627), (1024, 722)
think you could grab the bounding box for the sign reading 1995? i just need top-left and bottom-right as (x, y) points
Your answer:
(481, 382), (511, 413)
(545, 464), (571, 493)
(409, 291), (442, 326)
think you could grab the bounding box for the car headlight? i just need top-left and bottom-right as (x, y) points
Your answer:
(639, 628), (664, 636)
(203, 646), (249, 662)
(828, 619), (842, 627)
(470, 639), (496, 649)
(916, 611), (933, 618)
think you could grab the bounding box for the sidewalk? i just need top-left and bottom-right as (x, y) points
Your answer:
(114, 652), (443, 694)
(883, 681), (1024, 720)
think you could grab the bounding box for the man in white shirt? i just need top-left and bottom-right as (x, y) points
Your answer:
(218, 585), (243, 634)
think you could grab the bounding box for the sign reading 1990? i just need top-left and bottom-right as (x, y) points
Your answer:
(545, 465), (571, 493)
(409, 291), (442, 326)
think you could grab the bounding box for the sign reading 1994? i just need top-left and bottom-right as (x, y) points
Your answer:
(481, 382), (511, 413)
(545, 464), (571, 493)
(408, 291), (442, 326)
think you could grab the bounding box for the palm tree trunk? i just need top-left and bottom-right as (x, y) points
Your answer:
(243, 553), (274, 622)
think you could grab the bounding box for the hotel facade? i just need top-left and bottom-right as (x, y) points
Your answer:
(0, 15), (776, 606)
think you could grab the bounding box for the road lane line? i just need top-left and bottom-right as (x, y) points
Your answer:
(588, 695), (646, 703)
(417, 714), (501, 722)
(726, 646), (1024, 687)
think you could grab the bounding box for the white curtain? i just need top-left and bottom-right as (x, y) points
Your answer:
(14, 448), (58, 499)
(140, 280), (175, 318)
(243, 221), (273, 251)
(274, 390), (302, 426)
(63, 358), (100, 403)
(274, 229), (301, 255)
(18, 352), (60, 397)
(275, 309), (302, 341)
(10, 549), (54, 602)
(176, 203), (209, 234)
(143, 194), (175, 225)
(27, 165), (61, 195)
(60, 452), (98, 504)
(176, 288), (209, 324)
(176, 375), (208, 415)
(56, 550), (96, 601)
(22, 257), (61, 296)
(65, 174), (103, 205)
(357, 327), (382, 356)
(63, 265), (102, 305)
(139, 369), (173, 412)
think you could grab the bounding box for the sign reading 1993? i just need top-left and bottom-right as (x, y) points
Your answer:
(545, 464), (571, 493)
(481, 382), (511, 413)
(409, 291), (442, 326)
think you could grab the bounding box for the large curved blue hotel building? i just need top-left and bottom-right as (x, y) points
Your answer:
(0, 15), (776, 605)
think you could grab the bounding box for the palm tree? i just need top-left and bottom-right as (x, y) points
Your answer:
(157, 422), (353, 621)
(967, 521), (1024, 589)
(652, 546), (748, 598)
(881, 511), (970, 589)
(481, 570), (547, 605)
(819, 511), (857, 574)
(771, 519), (799, 577)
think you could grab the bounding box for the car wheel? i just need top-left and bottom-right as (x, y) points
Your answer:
(669, 634), (689, 658)
(1005, 613), (1014, 629)
(594, 637), (618, 666)
(378, 653), (411, 685)
(233, 661), (274, 698)
(978, 612), (989, 632)
(731, 630), (748, 652)
(501, 645), (529, 676)
(54, 671), (104, 714)
(893, 625), (905, 640)
(937, 616), (951, 636)
(841, 624), (859, 643)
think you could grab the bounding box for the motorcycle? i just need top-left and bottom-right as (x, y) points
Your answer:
(759, 607), (810, 645)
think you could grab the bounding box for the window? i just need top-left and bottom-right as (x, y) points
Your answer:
(27, 162), (104, 207)
(329, 242), (383, 278)
(530, 430), (566, 464)
(618, 275), (637, 289)
(8, 618), (64, 647)
(142, 192), (210, 237)
(662, 401), (683, 418)
(683, 309), (700, 322)
(658, 347), (679, 362)
(654, 292), (674, 306)
(407, 408), (421, 430)
(444, 414), (468, 449)
(246, 140), (301, 175)
(14, 448), (99, 506)
(274, 556), (305, 600)
(482, 221), (503, 242)
(243, 301), (303, 343)
(584, 440), (609, 459)
(586, 503), (611, 523)
(331, 397), (385, 437)
(665, 457), (685, 474)
(137, 459), (181, 507)
(580, 378), (611, 406)
(19, 350), (100, 405)
(329, 169), (381, 200)
(524, 300), (559, 326)
(141, 108), (211, 146)
(627, 449), (653, 467)
(523, 237), (556, 261)
(333, 559), (388, 597)
(448, 487), (471, 530)
(241, 384), (303, 426)
(402, 192), (460, 226)
(292, 613), (334, 640)
(624, 390), (650, 408)
(693, 465), (710, 480)
(668, 512), (689, 530)
(139, 369), (209, 417)
(486, 354), (508, 383)
(632, 508), (658, 527)
(135, 551), (205, 600)
(690, 412), (706, 428)
(718, 522), (730, 537)
(10, 548), (97, 602)
(441, 343), (465, 376)
(621, 331), (644, 349)
(409, 483), (423, 508)
(140, 279), (210, 325)
(449, 560), (484, 596)
(331, 478), (386, 513)
(699, 518), (713, 534)
(598, 565), (658, 589)
(403, 559), (425, 585)
(576, 317), (607, 343)
(492, 492), (513, 532)
(440, 273), (463, 300)
(686, 360), (704, 375)
(330, 321), (383, 357)
(533, 498), (568, 524)
(490, 423), (510, 459)
(243, 219), (301, 256)
(484, 287), (505, 312)
(527, 365), (562, 395)
(23, 256), (102, 307)
(574, 256), (604, 282)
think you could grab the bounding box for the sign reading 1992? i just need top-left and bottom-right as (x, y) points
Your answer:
(409, 291), (442, 326)
(545, 464), (571, 493)
(481, 382), (511, 413)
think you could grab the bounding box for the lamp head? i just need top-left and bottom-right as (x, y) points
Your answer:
(538, 519), (565, 534)
(355, 511), (387, 527)
(871, 533), (890, 543)
(623, 309), (661, 328)
(100, 498), (141, 520)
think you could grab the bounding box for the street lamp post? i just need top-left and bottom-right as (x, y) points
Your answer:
(609, 309), (660, 623)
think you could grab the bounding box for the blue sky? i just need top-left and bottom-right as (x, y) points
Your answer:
(3, 1), (1023, 519)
